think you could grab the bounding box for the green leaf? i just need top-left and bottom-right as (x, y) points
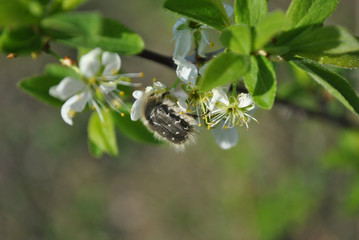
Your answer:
(42, 12), (144, 55)
(285, 0), (339, 29)
(18, 75), (63, 107)
(296, 52), (359, 69)
(199, 52), (250, 91)
(88, 111), (118, 156)
(254, 11), (286, 50)
(220, 24), (251, 55)
(284, 26), (359, 55)
(244, 56), (276, 109)
(163, 0), (229, 30)
(45, 63), (81, 79)
(112, 111), (161, 144)
(88, 139), (104, 158)
(0, 25), (42, 54)
(0, 0), (41, 26)
(292, 58), (359, 115)
(234, 0), (267, 26)
(49, 0), (88, 14)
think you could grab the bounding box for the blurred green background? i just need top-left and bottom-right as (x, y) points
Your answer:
(1, 0), (359, 239)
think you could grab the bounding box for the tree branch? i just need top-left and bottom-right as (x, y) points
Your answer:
(137, 48), (359, 130)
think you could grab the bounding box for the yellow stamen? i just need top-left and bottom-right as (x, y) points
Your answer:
(119, 91), (125, 96)
(69, 109), (76, 118)
(121, 113), (125, 117)
(111, 69), (118, 75)
(210, 42), (214, 47)
(198, 124), (202, 127)
(89, 77), (97, 86)
(112, 99), (121, 108)
(187, 109), (191, 113)
(105, 108), (110, 113)
(139, 72), (144, 78)
(180, 111), (184, 114)
(153, 78), (157, 82)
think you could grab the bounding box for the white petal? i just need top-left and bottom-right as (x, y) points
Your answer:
(174, 58), (198, 86)
(79, 48), (102, 78)
(172, 17), (187, 34)
(223, 3), (234, 18)
(177, 97), (188, 111)
(102, 51), (121, 76)
(153, 81), (167, 91)
(60, 91), (90, 125)
(100, 82), (117, 94)
(132, 90), (144, 100)
(130, 99), (144, 121)
(198, 30), (209, 58)
(198, 62), (209, 76)
(211, 123), (238, 150)
(210, 87), (229, 109)
(238, 93), (254, 108)
(173, 30), (192, 60)
(49, 77), (85, 101)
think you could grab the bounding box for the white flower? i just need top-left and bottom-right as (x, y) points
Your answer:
(173, 58), (198, 86)
(172, 4), (233, 60)
(206, 87), (256, 150)
(130, 81), (167, 121)
(50, 48), (142, 125)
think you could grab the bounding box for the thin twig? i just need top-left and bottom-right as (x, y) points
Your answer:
(137, 48), (359, 129)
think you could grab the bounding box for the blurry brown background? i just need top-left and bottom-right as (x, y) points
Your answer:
(1, 0), (359, 239)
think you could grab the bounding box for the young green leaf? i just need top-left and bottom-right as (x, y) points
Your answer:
(295, 52), (359, 69)
(45, 63), (81, 79)
(88, 139), (104, 158)
(42, 12), (144, 55)
(292, 58), (359, 115)
(234, 0), (267, 26)
(199, 52), (250, 91)
(244, 56), (276, 109)
(49, 0), (89, 14)
(112, 111), (161, 144)
(254, 11), (286, 50)
(220, 24), (251, 55)
(163, 0), (230, 30)
(0, 0), (41, 27)
(285, 0), (339, 29)
(0, 25), (42, 54)
(88, 111), (118, 156)
(18, 75), (63, 107)
(284, 26), (359, 55)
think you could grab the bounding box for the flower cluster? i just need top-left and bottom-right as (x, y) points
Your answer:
(49, 48), (143, 125)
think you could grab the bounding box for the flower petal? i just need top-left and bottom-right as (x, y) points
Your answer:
(211, 123), (239, 150)
(198, 30), (209, 58)
(49, 77), (85, 101)
(130, 99), (144, 121)
(238, 93), (254, 109)
(102, 51), (121, 76)
(223, 3), (234, 18)
(174, 58), (198, 86)
(173, 30), (192, 60)
(209, 87), (229, 109)
(79, 48), (102, 78)
(60, 90), (90, 125)
(100, 82), (117, 94)
(132, 90), (144, 100)
(177, 96), (188, 111)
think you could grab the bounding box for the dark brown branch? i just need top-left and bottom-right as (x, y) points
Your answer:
(137, 48), (359, 130)
(137, 49), (176, 69)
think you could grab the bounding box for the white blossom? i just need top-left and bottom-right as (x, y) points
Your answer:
(50, 48), (142, 125)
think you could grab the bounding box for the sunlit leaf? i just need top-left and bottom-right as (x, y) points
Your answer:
(220, 24), (251, 55)
(244, 56), (276, 109)
(234, 0), (267, 26)
(292, 58), (359, 115)
(199, 52), (250, 91)
(18, 75), (63, 106)
(88, 111), (118, 156)
(164, 0), (230, 30)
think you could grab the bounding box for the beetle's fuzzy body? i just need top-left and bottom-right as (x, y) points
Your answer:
(141, 92), (198, 150)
